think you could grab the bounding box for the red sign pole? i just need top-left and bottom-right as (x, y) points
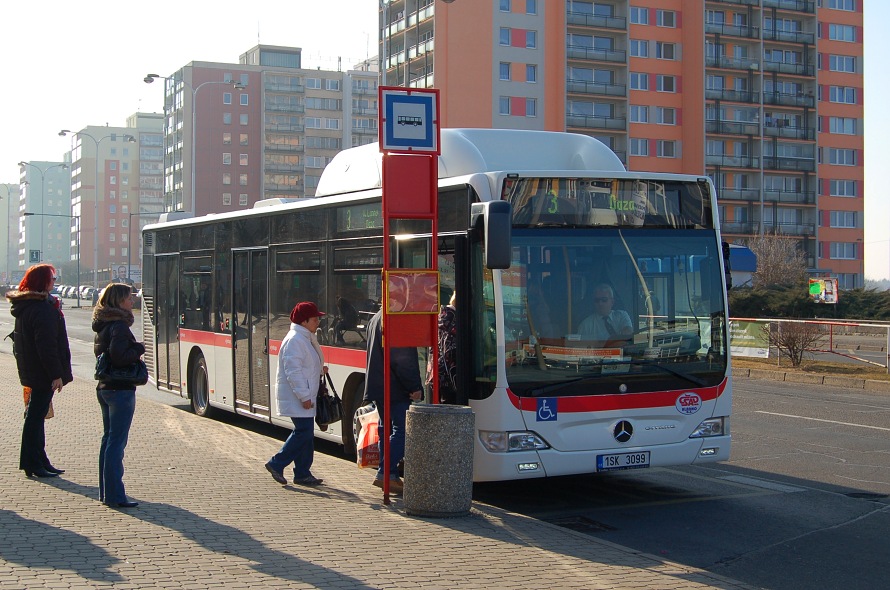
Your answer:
(378, 86), (440, 504)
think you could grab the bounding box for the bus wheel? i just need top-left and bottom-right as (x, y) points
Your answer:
(190, 356), (214, 418)
(342, 379), (366, 456)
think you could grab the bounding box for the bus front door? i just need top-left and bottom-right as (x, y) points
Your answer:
(232, 249), (271, 418)
(156, 254), (181, 392)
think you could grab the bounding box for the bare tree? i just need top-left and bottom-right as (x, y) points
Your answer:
(762, 321), (826, 367)
(741, 232), (807, 288)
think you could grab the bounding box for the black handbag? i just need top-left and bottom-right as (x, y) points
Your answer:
(95, 352), (149, 386)
(315, 373), (344, 427)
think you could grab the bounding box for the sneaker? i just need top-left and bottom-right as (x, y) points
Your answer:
(264, 462), (287, 485)
(293, 475), (323, 486)
(372, 476), (404, 494)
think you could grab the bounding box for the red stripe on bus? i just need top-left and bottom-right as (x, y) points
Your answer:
(269, 340), (366, 369)
(508, 378), (727, 412)
(179, 329), (232, 348)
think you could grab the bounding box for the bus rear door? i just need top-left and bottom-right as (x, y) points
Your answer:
(233, 248), (271, 418)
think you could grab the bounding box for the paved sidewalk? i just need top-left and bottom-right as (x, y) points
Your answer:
(0, 352), (756, 589)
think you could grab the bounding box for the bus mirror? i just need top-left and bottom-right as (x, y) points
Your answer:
(471, 201), (512, 269)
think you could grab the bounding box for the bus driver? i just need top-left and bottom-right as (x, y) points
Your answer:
(578, 283), (633, 345)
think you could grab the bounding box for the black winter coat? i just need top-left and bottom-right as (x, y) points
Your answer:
(362, 310), (422, 405)
(92, 307), (145, 392)
(7, 291), (73, 390)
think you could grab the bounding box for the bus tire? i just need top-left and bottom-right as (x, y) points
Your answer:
(342, 379), (366, 456)
(190, 356), (215, 418)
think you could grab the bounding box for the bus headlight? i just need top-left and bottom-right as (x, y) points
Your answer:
(479, 431), (550, 453)
(689, 417), (725, 438)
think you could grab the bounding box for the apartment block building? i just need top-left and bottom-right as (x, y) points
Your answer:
(387, 0), (864, 288)
(16, 160), (71, 275)
(64, 113), (164, 286)
(155, 45), (379, 217)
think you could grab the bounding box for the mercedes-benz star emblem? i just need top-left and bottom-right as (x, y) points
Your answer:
(613, 420), (633, 443)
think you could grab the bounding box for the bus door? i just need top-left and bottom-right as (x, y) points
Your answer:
(155, 254), (181, 392)
(232, 248), (271, 418)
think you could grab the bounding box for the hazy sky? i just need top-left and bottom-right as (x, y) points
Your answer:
(3, 0), (886, 279)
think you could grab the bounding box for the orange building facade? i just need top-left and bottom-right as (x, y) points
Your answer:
(384, 0), (864, 288)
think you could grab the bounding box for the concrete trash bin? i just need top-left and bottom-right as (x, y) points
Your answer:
(404, 404), (475, 517)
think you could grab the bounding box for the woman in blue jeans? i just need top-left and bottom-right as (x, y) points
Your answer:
(93, 284), (145, 508)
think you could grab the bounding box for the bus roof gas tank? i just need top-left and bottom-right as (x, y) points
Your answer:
(316, 129), (625, 197)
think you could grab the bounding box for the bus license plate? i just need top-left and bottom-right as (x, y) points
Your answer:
(596, 451), (650, 471)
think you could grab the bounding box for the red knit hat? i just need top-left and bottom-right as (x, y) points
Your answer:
(290, 301), (326, 324)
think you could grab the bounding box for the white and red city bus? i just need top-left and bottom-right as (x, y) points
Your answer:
(141, 129), (731, 481)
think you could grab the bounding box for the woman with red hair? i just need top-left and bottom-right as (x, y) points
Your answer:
(6, 263), (73, 478)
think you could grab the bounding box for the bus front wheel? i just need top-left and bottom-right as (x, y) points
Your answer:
(190, 356), (215, 418)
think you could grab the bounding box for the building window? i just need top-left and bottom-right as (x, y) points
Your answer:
(828, 148), (856, 166)
(110, 176), (116, 185)
(630, 39), (649, 58)
(109, 233), (115, 242)
(526, 30), (537, 48)
(657, 140), (677, 158)
(630, 6), (648, 25)
(223, 193), (232, 206)
(223, 153), (232, 165)
(240, 133), (248, 145)
(239, 114), (248, 125)
(223, 93), (232, 105)
(656, 75), (675, 92)
(829, 180), (857, 197)
(223, 113), (232, 125)
(830, 211), (857, 228)
(223, 173), (231, 185)
(657, 107), (676, 125)
(656, 42), (676, 60)
(109, 219), (116, 228)
(109, 204), (117, 214)
(326, 118), (341, 130)
(239, 174), (248, 186)
(240, 154), (248, 166)
(305, 117), (322, 128)
(827, 0), (855, 9)
(499, 28), (510, 46)
(630, 72), (648, 90)
(829, 86), (856, 103)
(829, 55), (856, 72)
(499, 97), (510, 115)
(240, 74), (249, 86)
(223, 132), (232, 144)
(240, 94), (249, 106)
(829, 117), (857, 135)
(326, 79), (340, 91)
(526, 0), (537, 15)
(630, 105), (649, 123)
(109, 162), (117, 171)
(830, 242), (857, 260)
(828, 24), (856, 42)
(305, 78), (321, 89)
(656, 10), (675, 28)
(526, 98), (537, 117)
(629, 138), (649, 156)
(239, 193), (249, 206)
(499, 0), (510, 11)
(500, 62), (511, 81)
(526, 64), (537, 82)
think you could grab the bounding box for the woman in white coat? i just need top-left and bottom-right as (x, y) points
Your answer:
(264, 301), (327, 486)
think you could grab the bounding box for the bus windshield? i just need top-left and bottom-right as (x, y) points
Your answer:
(499, 229), (727, 397)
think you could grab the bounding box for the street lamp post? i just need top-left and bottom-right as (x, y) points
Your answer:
(57, 130), (136, 290)
(126, 212), (159, 286)
(23, 212), (81, 308)
(17, 161), (69, 266)
(144, 74), (245, 215)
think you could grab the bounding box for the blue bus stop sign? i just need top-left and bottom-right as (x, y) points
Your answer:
(379, 87), (440, 154)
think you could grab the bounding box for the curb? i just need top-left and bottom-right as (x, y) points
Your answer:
(733, 368), (890, 392)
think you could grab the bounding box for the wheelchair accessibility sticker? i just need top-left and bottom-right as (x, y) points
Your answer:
(536, 398), (557, 422)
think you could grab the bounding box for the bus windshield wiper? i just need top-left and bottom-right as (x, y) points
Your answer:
(627, 360), (707, 387)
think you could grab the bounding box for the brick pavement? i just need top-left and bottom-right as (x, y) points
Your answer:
(0, 351), (757, 589)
